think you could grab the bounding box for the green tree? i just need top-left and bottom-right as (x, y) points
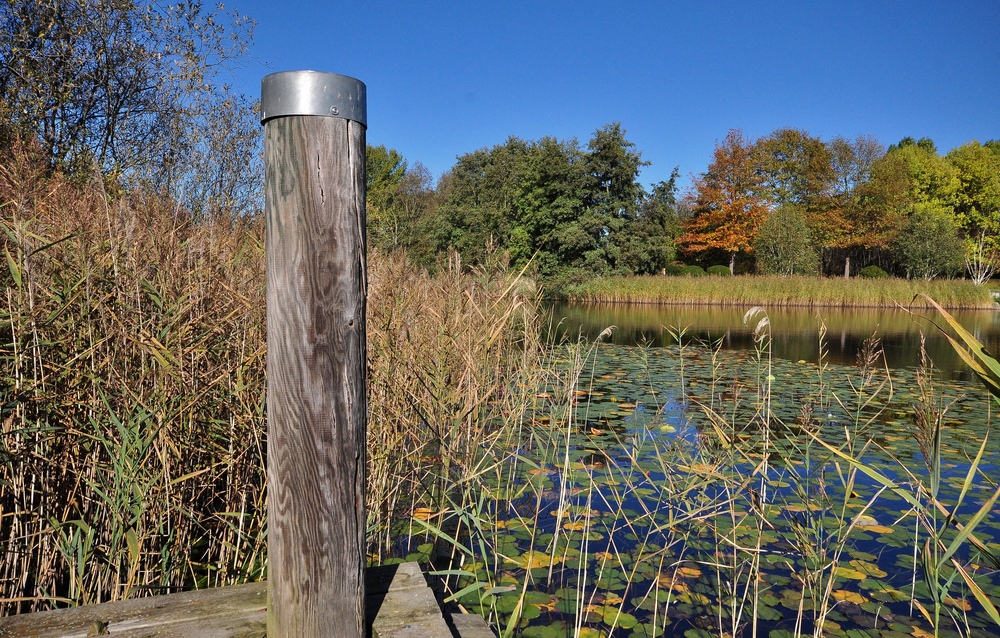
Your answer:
(753, 206), (818, 275)
(947, 141), (1000, 244)
(431, 137), (533, 264)
(393, 161), (438, 259)
(893, 204), (965, 279)
(582, 122), (648, 274)
(366, 145), (408, 248)
(509, 136), (589, 276)
(425, 124), (650, 280)
(755, 128), (834, 208)
(889, 139), (959, 207)
(612, 170), (681, 275)
(0, 0), (259, 216)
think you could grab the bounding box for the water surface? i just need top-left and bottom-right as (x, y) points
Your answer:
(549, 303), (1000, 378)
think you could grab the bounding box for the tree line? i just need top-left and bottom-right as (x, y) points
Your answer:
(367, 124), (681, 284)
(1, 0), (261, 219)
(3, 2), (997, 284)
(370, 128), (1000, 283)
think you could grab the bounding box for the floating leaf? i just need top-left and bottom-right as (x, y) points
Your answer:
(831, 590), (867, 604)
(602, 607), (638, 628)
(848, 559), (887, 578)
(832, 565), (867, 580)
(506, 551), (561, 569)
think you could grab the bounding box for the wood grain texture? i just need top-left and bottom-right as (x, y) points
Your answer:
(263, 115), (367, 637)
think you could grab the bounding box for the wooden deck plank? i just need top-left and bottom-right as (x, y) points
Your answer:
(0, 583), (266, 638)
(0, 563), (493, 638)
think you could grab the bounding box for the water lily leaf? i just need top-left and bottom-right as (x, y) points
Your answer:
(602, 607), (638, 628)
(507, 551), (561, 569)
(848, 559), (887, 578)
(832, 565), (867, 580)
(831, 589), (867, 604)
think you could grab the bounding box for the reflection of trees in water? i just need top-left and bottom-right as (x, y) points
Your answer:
(548, 303), (1000, 378)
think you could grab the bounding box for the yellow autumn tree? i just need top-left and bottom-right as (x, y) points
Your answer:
(676, 129), (769, 273)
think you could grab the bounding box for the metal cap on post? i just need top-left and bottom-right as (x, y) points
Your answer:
(261, 71), (368, 638)
(261, 70), (367, 126)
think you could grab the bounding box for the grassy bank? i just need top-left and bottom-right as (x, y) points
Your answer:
(559, 274), (996, 309)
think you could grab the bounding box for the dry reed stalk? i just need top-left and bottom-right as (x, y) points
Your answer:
(1, 143), (545, 612)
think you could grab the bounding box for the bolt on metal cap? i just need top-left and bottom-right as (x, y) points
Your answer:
(260, 70), (367, 127)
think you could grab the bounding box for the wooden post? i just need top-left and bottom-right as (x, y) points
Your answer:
(260, 71), (367, 638)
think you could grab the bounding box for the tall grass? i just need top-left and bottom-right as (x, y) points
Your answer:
(366, 250), (542, 561)
(0, 145), (543, 613)
(560, 274), (995, 309)
(1, 146), (269, 612)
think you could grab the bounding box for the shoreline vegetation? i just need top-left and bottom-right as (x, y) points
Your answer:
(4, 150), (1000, 637)
(557, 274), (996, 309)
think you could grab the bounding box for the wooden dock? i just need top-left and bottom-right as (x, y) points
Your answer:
(0, 563), (493, 638)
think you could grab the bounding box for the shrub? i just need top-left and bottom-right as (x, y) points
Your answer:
(893, 204), (965, 280)
(707, 265), (732, 277)
(663, 263), (686, 276)
(681, 265), (707, 277)
(753, 206), (819, 275)
(859, 265), (890, 279)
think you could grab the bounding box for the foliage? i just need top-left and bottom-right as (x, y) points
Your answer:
(890, 139), (960, 206)
(609, 170), (681, 275)
(676, 129), (769, 270)
(753, 206), (819, 275)
(706, 264), (732, 276)
(755, 127), (834, 207)
(948, 141), (1000, 249)
(0, 0), (261, 217)
(366, 144), (407, 245)
(424, 124), (674, 280)
(681, 264), (707, 276)
(844, 151), (910, 252)
(359, 127), (998, 286)
(894, 204), (965, 279)
(859, 265), (889, 279)
(366, 145), (438, 251)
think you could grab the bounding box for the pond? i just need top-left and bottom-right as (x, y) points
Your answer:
(548, 303), (1000, 377)
(418, 303), (1000, 638)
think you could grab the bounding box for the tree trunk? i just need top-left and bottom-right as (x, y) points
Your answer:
(844, 255), (850, 279)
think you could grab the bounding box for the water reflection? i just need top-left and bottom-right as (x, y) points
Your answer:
(548, 303), (1000, 378)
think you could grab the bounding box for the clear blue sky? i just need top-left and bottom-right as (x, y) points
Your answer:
(228, 0), (999, 190)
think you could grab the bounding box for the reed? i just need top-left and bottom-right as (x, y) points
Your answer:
(559, 274), (995, 309)
(414, 308), (1000, 637)
(0, 145), (543, 613)
(1, 147), (269, 612)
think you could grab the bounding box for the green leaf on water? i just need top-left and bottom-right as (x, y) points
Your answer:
(602, 607), (638, 628)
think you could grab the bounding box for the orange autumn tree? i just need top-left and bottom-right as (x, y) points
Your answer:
(677, 129), (769, 273)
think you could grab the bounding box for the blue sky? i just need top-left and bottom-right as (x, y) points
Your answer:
(229, 1), (999, 191)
